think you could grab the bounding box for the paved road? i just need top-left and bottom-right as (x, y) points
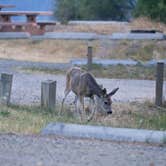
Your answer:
(0, 134), (165, 166)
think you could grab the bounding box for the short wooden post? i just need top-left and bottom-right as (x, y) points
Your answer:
(0, 73), (13, 105)
(41, 80), (56, 110)
(87, 46), (93, 71)
(155, 62), (164, 106)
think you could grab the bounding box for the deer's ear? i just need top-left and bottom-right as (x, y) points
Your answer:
(108, 87), (119, 96)
(102, 88), (107, 94)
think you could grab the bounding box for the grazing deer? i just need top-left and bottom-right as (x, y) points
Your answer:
(61, 67), (119, 120)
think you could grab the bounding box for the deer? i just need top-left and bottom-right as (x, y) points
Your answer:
(60, 67), (119, 121)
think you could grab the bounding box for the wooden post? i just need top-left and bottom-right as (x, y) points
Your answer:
(41, 80), (56, 110)
(87, 46), (93, 71)
(155, 62), (164, 106)
(0, 73), (13, 105)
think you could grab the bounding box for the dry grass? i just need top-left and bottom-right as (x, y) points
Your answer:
(0, 40), (88, 63)
(22, 64), (166, 80)
(90, 102), (166, 131)
(130, 17), (166, 33)
(0, 17), (165, 63)
(0, 102), (165, 134)
(50, 17), (166, 34)
(51, 22), (129, 34)
(0, 39), (166, 63)
(0, 104), (77, 134)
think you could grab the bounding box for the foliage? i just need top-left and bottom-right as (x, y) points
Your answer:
(134, 0), (166, 23)
(55, 0), (135, 22)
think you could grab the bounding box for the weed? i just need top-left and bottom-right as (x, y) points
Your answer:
(0, 111), (10, 117)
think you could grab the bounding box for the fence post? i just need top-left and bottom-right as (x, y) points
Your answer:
(0, 73), (13, 105)
(87, 46), (93, 71)
(155, 62), (164, 106)
(41, 80), (56, 110)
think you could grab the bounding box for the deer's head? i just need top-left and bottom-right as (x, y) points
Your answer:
(98, 87), (119, 114)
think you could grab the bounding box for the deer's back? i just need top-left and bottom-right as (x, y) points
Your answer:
(67, 67), (101, 97)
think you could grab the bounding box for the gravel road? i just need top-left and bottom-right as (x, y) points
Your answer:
(0, 134), (166, 166)
(0, 59), (165, 105)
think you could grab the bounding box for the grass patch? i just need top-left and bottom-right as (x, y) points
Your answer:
(0, 102), (166, 134)
(0, 104), (78, 134)
(0, 39), (166, 63)
(19, 64), (166, 80)
(18, 67), (66, 75)
(81, 64), (166, 80)
(91, 102), (166, 131)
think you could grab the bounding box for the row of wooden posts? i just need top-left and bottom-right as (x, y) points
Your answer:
(0, 54), (165, 108)
(0, 74), (57, 109)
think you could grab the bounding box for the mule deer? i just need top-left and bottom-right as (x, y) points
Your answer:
(61, 67), (119, 120)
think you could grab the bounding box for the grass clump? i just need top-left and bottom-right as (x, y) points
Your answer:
(0, 101), (165, 134)
(92, 101), (166, 131)
(82, 64), (165, 80)
(0, 104), (77, 134)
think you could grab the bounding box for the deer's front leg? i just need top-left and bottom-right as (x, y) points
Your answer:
(78, 95), (84, 121)
(87, 96), (96, 121)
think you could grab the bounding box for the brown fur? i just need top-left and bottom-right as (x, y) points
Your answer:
(61, 67), (119, 121)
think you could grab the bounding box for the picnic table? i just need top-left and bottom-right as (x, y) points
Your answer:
(0, 10), (56, 35)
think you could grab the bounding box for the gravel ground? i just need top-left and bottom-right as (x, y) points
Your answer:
(0, 134), (166, 166)
(10, 72), (166, 105)
(0, 59), (166, 105)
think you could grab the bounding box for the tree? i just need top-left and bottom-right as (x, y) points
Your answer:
(55, 0), (78, 23)
(134, 0), (166, 23)
(55, 0), (135, 22)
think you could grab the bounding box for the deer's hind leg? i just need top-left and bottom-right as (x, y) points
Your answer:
(77, 95), (84, 121)
(60, 89), (71, 115)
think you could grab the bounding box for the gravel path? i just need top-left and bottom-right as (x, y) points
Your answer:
(0, 59), (165, 105)
(0, 134), (166, 166)
(10, 72), (166, 105)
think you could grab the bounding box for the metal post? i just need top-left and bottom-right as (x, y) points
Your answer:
(87, 46), (93, 71)
(155, 62), (164, 106)
(41, 80), (56, 110)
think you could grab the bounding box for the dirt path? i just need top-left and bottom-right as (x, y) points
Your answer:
(0, 134), (165, 166)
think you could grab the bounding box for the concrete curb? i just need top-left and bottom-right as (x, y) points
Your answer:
(0, 32), (165, 40)
(41, 123), (166, 144)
